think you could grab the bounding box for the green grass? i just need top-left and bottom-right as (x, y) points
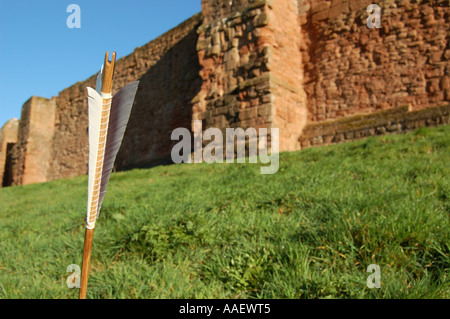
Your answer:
(0, 125), (449, 299)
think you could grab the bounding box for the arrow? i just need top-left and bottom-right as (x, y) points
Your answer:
(79, 51), (139, 299)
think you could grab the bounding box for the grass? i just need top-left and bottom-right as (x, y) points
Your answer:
(0, 125), (449, 299)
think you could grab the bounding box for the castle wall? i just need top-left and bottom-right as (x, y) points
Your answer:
(299, 0), (450, 122)
(48, 13), (203, 181)
(268, 0), (307, 151)
(194, 0), (308, 153)
(194, 0), (274, 137)
(299, 104), (450, 148)
(12, 97), (56, 185)
(0, 118), (19, 187)
(296, 0), (450, 148)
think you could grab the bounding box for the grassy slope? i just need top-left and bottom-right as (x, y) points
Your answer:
(0, 125), (449, 299)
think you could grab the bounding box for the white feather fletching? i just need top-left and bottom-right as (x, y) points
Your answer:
(86, 87), (103, 228)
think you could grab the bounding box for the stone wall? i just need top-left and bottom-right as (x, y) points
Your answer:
(194, 0), (308, 153)
(47, 13), (203, 182)
(269, 0), (307, 151)
(194, 0), (273, 136)
(11, 97), (56, 186)
(295, 0), (450, 147)
(0, 118), (19, 187)
(299, 104), (450, 148)
(299, 0), (450, 123)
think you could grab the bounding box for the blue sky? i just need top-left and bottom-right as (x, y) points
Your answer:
(0, 0), (201, 127)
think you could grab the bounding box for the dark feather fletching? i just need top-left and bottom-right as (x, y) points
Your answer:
(97, 81), (139, 213)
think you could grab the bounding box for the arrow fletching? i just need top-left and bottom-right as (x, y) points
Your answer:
(98, 81), (139, 212)
(85, 76), (139, 229)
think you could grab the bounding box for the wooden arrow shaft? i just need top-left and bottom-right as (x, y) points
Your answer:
(79, 228), (94, 299)
(79, 51), (116, 299)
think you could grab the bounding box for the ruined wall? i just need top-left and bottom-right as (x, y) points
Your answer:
(268, 0), (307, 151)
(48, 13), (203, 181)
(299, 104), (450, 148)
(194, 0), (308, 153)
(195, 0), (450, 153)
(12, 97), (56, 185)
(117, 15), (203, 170)
(296, 0), (450, 147)
(299, 0), (450, 122)
(194, 0), (273, 158)
(0, 118), (19, 187)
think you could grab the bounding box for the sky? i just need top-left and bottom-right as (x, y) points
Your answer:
(0, 0), (201, 127)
